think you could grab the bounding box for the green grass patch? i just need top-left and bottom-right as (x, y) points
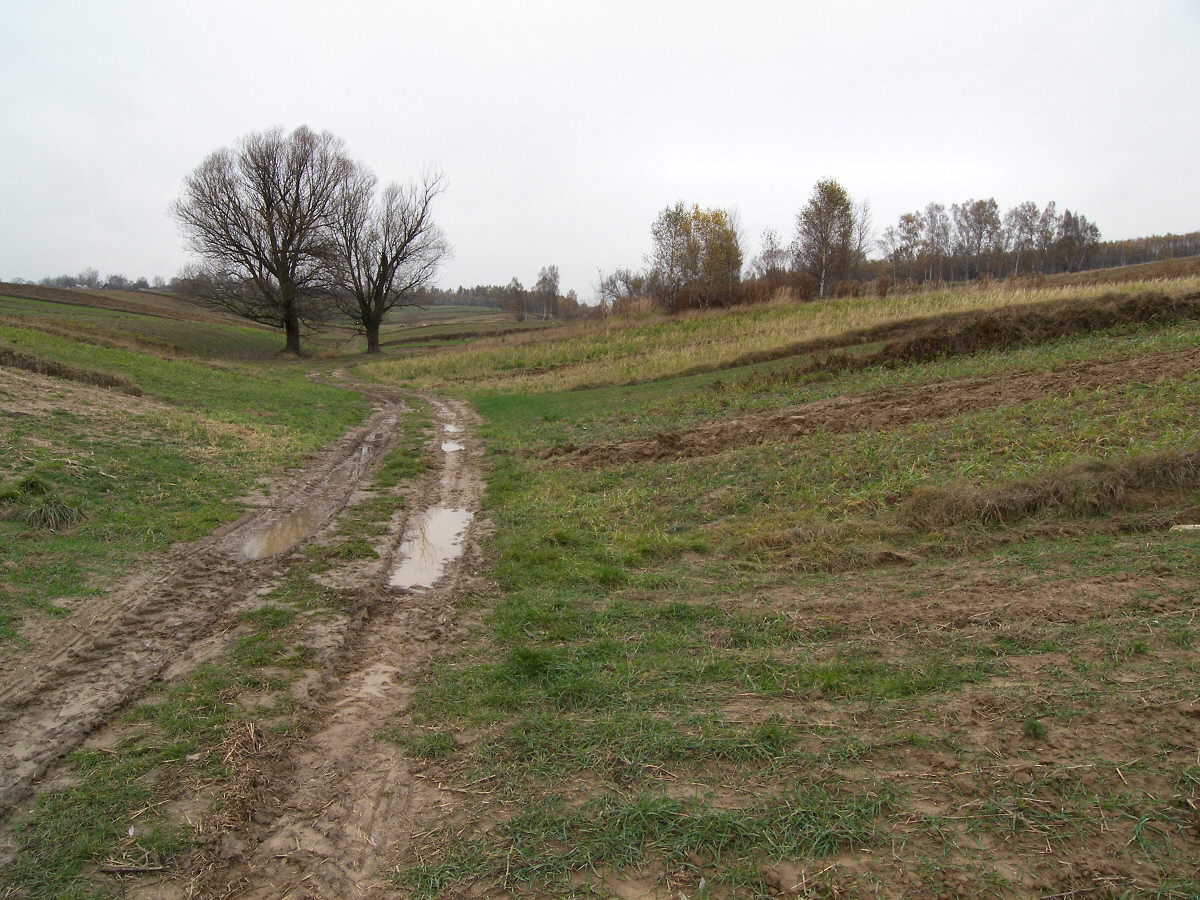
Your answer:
(397, 783), (893, 897)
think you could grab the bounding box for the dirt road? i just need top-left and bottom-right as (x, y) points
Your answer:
(0, 376), (486, 898)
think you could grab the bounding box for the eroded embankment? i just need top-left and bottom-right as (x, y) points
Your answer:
(546, 346), (1200, 468)
(0, 345), (142, 395)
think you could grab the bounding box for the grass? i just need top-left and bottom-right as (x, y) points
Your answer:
(6, 275), (1200, 896)
(0, 320), (369, 638)
(357, 277), (1200, 392)
(376, 277), (1200, 895)
(398, 783), (894, 898)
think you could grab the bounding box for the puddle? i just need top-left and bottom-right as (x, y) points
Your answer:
(389, 507), (473, 590)
(443, 424), (462, 434)
(239, 508), (317, 561)
(441, 440), (464, 452)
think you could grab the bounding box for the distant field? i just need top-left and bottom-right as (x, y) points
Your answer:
(0, 282), (244, 324)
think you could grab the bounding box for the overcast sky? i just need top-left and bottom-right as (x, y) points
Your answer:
(2, 1), (1198, 298)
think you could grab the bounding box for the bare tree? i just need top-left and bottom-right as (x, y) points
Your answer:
(850, 198), (875, 279)
(506, 277), (528, 320)
(749, 228), (788, 284)
(792, 178), (854, 297)
(532, 265), (560, 320)
(1004, 201), (1040, 276)
(922, 202), (952, 282)
(1057, 209), (1101, 272)
(648, 201), (698, 313)
(896, 211), (925, 282)
(330, 165), (449, 352)
(594, 267), (646, 316)
(951, 198), (1003, 280)
(1035, 201), (1059, 274)
(172, 126), (351, 354)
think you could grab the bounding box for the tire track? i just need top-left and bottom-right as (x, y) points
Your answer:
(214, 396), (487, 899)
(0, 389), (409, 826)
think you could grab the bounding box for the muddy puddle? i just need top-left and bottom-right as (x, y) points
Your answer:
(443, 424), (462, 434)
(441, 440), (464, 452)
(239, 509), (317, 561)
(389, 507), (473, 590)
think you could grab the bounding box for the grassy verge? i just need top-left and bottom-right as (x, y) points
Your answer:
(357, 277), (1200, 392)
(0, 323), (369, 639)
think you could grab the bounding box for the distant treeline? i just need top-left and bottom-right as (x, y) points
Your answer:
(1088, 231), (1200, 269)
(20, 267), (168, 291)
(593, 179), (1200, 315)
(418, 265), (596, 320)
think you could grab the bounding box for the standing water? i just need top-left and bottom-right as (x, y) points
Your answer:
(239, 509), (318, 561)
(389, 507), (473, 589)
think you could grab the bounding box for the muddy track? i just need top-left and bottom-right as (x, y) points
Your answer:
(211, 394), (487, 899)
(0, 386), (414, 825)
(548, 346), (1200, 468)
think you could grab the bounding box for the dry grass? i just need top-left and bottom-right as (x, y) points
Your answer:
(900, 449), (1200, 529)
(358, 276), (1200, 393)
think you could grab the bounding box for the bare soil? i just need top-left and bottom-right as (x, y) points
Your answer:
(0, 369), (488, 898)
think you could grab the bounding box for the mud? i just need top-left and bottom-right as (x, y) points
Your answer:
(208, 393), (487, 900)
(0, 384), (413, 817)
(549, 346), (1200, 468)
(0, 370), (487, 900)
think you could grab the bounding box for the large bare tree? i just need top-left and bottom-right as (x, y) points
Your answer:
(330, 166), (449, 352)
(172, 126), (351, 354)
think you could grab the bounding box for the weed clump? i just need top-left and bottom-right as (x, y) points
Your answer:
(1021, 718), (1048, 740)
(18, 499), (81, 531)
(0, 474), (82, 531)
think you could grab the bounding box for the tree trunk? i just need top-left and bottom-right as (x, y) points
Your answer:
(366, 323), (381, 353)
(283, 313), (302, 355)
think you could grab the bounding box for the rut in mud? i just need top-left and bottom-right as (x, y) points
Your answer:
(212, 396), (487, 900)
(0, 381), (486, 900)
(0, 387), (409, 819)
